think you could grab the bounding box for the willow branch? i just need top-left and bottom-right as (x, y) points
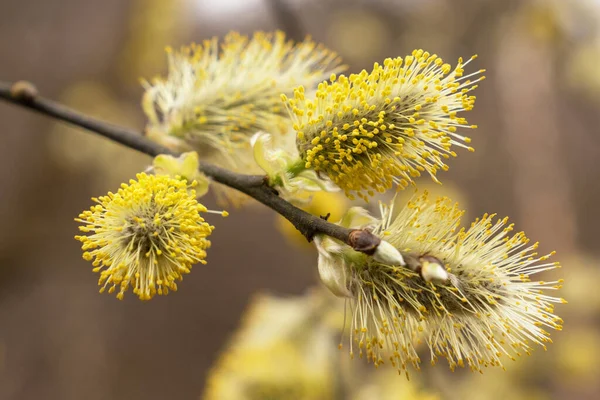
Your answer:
(0, 80), (381, 253)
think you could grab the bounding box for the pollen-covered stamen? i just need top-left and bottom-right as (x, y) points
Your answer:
(75, 173), (224, 300)
(330, 192), (564, 377)
(285, 49), (485, 200)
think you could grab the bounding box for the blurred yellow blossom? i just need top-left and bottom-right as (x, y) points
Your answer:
(351, 369), (440, 400)
(456, 367), (549, 400)
(202, 290), (339, 399)
(556, 327), (600, 385)
(560, 254), (600, 317)
(118, 0), (186, 82)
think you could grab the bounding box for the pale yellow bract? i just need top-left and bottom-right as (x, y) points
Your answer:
(75, 173), (217, 300)
(284, 49), (485, 200)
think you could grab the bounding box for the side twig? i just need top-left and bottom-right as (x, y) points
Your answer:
(0, 80), (381, 254)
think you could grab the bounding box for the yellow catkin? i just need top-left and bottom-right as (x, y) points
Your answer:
(284, 49), (485, 200)
(322, 192), (563, 377)
(142, 31), (345, 205)
(142, 31), (345, 172)
(74, 173), (216, 300)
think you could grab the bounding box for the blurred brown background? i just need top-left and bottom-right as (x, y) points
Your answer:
(1, 0), (599, 399)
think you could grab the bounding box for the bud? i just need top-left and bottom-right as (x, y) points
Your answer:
(313, 207), (387, 298)
(372, 240), (405, 266)
(251, 132), (338, 201)
(419, 256), (449, 284)
(10, 80), (38, 101)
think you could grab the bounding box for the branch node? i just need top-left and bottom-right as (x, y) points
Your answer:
(301, 228), (317, 242)
(10, 81), (38, 102)
(348, 229), (381, 255)
(261, 177), (280, 195)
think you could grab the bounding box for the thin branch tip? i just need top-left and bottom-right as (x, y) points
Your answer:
(10, 80), (38, 101)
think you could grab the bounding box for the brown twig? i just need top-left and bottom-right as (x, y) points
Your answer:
(265, 0), (306, 42)
(0, 80), (381, 253)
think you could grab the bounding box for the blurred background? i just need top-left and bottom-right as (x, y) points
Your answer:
(0, 0), (599, 398)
